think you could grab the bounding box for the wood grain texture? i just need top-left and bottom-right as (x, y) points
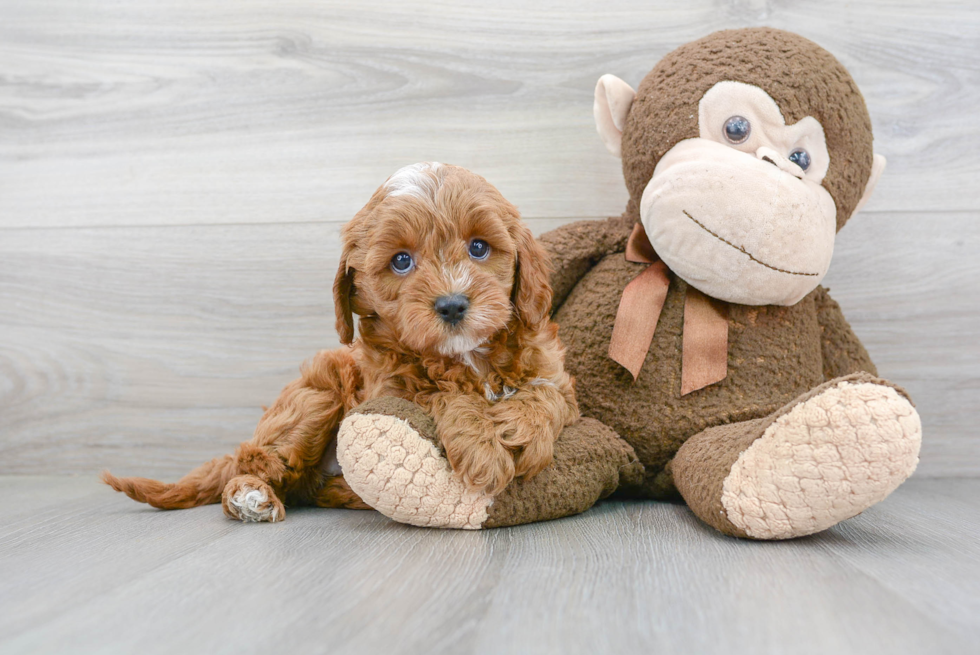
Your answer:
(0, 0), (978, 477)
(0, 476), (977, 654)
(0, 0), (978, 229)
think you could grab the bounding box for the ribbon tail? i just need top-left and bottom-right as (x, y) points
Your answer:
(680, 288), (729, 395)
(608, 260), (670, 380)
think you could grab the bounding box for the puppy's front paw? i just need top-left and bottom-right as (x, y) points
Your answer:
(446, 438), (516, 497)
(222, 475), (285, 523)
(511, 431), (555, 480)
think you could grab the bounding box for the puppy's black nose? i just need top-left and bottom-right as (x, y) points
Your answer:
(434, 294), (469, 326)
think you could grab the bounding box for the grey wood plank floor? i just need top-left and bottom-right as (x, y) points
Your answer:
(1, 476), (977, 655)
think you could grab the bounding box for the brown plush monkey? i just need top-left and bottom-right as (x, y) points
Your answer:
(337, 28), (922, 538)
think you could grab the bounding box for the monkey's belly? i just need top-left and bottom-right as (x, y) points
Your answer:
(554, 254), (824, 492)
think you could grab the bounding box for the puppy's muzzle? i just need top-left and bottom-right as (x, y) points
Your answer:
(434, 294), (469, 326)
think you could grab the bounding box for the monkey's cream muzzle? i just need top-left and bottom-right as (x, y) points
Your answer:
(595, 77), (884, 308)
(640, 139), (837, 306)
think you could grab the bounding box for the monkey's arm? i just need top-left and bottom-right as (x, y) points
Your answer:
(812, 286), (878, 380)
(538, 214), (634, 313)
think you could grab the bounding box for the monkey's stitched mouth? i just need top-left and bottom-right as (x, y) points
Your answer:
(682, 210), (819, 277)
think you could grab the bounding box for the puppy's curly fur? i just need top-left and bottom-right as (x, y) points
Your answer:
(103, 163), (579, 521)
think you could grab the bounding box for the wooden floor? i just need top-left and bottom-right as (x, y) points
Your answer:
(1, 476), (977, 655)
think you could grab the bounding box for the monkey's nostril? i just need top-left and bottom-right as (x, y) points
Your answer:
(761, 156), (778, 167)
(434, 294), (470, 326)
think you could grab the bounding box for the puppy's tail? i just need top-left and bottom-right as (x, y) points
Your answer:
(101, 454), (238, 510)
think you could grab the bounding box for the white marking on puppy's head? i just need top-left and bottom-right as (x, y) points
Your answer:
(384, 162), (445, 202)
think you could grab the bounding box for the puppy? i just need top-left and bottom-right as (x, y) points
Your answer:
(103, 163), (579, 522)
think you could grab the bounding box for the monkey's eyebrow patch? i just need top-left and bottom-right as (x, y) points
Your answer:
(681, 210), (819, 277)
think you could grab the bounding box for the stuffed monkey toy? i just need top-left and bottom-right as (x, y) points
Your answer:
(337, 28), (922, 538)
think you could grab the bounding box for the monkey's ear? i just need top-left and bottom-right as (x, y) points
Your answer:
(851, 154), (886, 217)
(594, 74), (636, 158)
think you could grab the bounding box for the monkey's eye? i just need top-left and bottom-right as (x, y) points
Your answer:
(723, 116), (751, 144)
(390, 252), (415, 275)
(788, 148), (811, 171)
(468, 239), (490, 261)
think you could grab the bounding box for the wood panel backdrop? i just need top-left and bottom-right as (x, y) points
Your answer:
(2, 0), (978, 477)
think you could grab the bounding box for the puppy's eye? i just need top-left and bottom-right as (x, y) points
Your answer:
(723, 116), (751, 144)
(390, 252), (414, 275)
(788, 148), (811, 171)
(468, 239), (490, 261)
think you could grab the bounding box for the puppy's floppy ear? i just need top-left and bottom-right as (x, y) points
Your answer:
(334, 196), (380, 345)
(509, 213), (553, 325)
(333, 249), (356, 345)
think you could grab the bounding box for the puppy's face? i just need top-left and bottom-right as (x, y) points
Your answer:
(334, 163), (551, 357)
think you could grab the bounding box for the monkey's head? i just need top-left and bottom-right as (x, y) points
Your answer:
(595, 28), (885, 306)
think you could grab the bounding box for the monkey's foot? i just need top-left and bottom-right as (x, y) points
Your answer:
(675, 373), (922, 540)
(336, 398), (643, 530)
(222, 475), (284, 523)
(337, 399), (491, 529)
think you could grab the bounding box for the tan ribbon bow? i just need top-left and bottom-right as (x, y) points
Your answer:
(608, 223), (729, 395)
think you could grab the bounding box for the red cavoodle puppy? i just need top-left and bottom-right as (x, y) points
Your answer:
(103, 163), (579, 522)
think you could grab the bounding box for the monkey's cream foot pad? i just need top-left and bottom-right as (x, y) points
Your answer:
(336, 403), (492, 529)
(721, 380), (922, 540)
(337, 398), (644, 530)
